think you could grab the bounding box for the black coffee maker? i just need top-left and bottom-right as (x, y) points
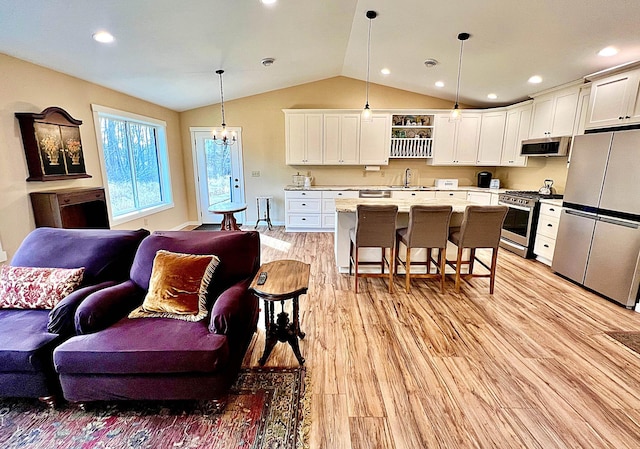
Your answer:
(477, 171), (492, 188)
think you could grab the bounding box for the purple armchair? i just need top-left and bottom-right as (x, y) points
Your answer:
(0, 227), (149, 404)
(53, 230), (261, 409)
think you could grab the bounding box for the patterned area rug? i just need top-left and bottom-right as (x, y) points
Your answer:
(606, 331), (640, 355)
(0, 367), (308, 449)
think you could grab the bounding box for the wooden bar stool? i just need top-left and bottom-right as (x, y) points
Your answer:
(255, 196), (273, 230)
(349, 204), (398, 293)
(446, 205), (508, 294)
(395, 205), (453, 293)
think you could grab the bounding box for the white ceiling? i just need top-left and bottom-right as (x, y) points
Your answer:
(1, 0), (640, 112)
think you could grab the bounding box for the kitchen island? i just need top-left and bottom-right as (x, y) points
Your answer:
(334, 197), (475, 272)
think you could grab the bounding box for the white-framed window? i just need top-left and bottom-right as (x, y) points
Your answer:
(92, 105), (173, 226)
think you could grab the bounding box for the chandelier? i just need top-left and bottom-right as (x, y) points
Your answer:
(212, 69), (236, 147)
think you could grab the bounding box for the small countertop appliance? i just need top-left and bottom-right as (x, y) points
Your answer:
(477, 171), (492, 188)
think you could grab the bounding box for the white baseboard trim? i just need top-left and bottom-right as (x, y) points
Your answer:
(171, 221), (200, 231)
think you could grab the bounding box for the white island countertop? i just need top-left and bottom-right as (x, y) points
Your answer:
(333, 196), (482, 271)
(334, 197), (474, 213)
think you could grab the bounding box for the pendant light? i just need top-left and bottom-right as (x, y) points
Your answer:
(212, 69), (236, 147)
(362, 10), (377, 122)
(450, 32), (470, 122)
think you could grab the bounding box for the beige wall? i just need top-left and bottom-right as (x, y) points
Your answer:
(1, 55), (570, 260)
(179, 76), (569, 224)
(0, 53), (189, 261)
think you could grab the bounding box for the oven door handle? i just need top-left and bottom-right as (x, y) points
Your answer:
(499, 201), (531, 212)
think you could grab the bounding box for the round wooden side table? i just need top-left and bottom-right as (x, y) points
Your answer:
(249, 259), (310, 366)
(208, 202), (247, 231)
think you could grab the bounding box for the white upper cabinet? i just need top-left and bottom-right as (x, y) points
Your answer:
(323, 114), (360, 165)
(529, 85), (580, 138)
(501, 102), (531, 166)
(476, 110), (507, 165)
(585, 68), (640, 130)
(430, 112), (481, 165)
(359, 113), (391, 165)
(285, 113), (324, 165)
(284, 110), (388, 166)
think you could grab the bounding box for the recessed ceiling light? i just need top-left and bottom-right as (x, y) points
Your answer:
(380, 68), (390, 75)
(487, 93), (498, 100)
(435, 81), (445, 88)
(598, 46), (618, 57)
(261, 0), (277, 4)
(92, 31), (114, 44)
(261, 57), (275, 67)
(528, 75), (543, 84)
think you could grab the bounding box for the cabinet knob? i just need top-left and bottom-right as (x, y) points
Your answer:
(547, 223), (553, 227)
(626, 115), (631, 119)
(302, 203), (306, 206)
(544, 244), (549, 248)
(549, 208), (555, 212)
(619, 116), (625, 120)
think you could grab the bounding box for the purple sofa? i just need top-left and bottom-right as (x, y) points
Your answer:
(0, 227), (150, 404)
(53, 230), (261, 409)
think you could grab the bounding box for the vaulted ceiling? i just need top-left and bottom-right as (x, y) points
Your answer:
(1, 0), (639, 111)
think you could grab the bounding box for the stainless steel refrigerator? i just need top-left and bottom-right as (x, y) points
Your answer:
(552, 130), (640, 308)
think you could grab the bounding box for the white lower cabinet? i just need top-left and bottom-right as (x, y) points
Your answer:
(435, 190), (467, 199)
(285, 190), (358, 232)
(285, 190), (322, 231)
(534, 202), (562, 265)
(321, 190), (358, 230)
(391, 190), (436, 200)
(466, 191), (492, 204)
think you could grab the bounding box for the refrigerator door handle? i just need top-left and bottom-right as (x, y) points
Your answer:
(565, 209), (597, 219)
(597, 216), (640, 229)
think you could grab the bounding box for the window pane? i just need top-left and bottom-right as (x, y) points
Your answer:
(128, 123), (162, 209)
(100, 117), (135, 215)
(205, 138), (232, 206)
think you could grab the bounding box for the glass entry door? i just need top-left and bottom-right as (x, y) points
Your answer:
(192, 128), (245, 224)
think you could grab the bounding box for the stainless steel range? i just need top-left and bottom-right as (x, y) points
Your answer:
(498, 191), (563, 258)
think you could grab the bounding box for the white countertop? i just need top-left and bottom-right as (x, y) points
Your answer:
(334, 197), (475, 213)
(540, 198), (563, 206)
(285, 185), (506, 193)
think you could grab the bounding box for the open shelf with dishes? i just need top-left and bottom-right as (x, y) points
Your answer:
(390, 114), (434, 158)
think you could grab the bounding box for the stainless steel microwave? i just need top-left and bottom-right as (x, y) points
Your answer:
(520, 136), (571, 157)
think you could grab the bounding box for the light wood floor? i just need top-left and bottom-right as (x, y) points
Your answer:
(240, 226), (640, 449)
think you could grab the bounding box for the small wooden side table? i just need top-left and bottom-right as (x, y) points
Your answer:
(249, 259), (310, 366)
(208, 202), (247, 231)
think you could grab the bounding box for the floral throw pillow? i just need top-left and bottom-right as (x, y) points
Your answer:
(0, 265), (85, 309)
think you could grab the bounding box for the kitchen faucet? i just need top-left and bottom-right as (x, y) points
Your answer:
(404, 168), (412, 188)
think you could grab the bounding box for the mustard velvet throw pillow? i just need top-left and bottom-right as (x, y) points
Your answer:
(128, 250), (220, 322)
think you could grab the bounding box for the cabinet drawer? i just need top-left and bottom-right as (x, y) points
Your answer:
(534, 234), (556, 261)
(322, 213), (335, 229)
(321, 191), (358, 214)
(285, 190), (322, 199)
(537, 215), (560, 239)
(59, 189), (106, 206)
(287, 199), (321, 213)
(321, 190), (358, 199)
(287, 214), (322, 228)
(435, 190), (467, 199)
(540, 202), (561, 218)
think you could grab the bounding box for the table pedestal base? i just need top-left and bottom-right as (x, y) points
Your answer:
(259, 298), (305, 366)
